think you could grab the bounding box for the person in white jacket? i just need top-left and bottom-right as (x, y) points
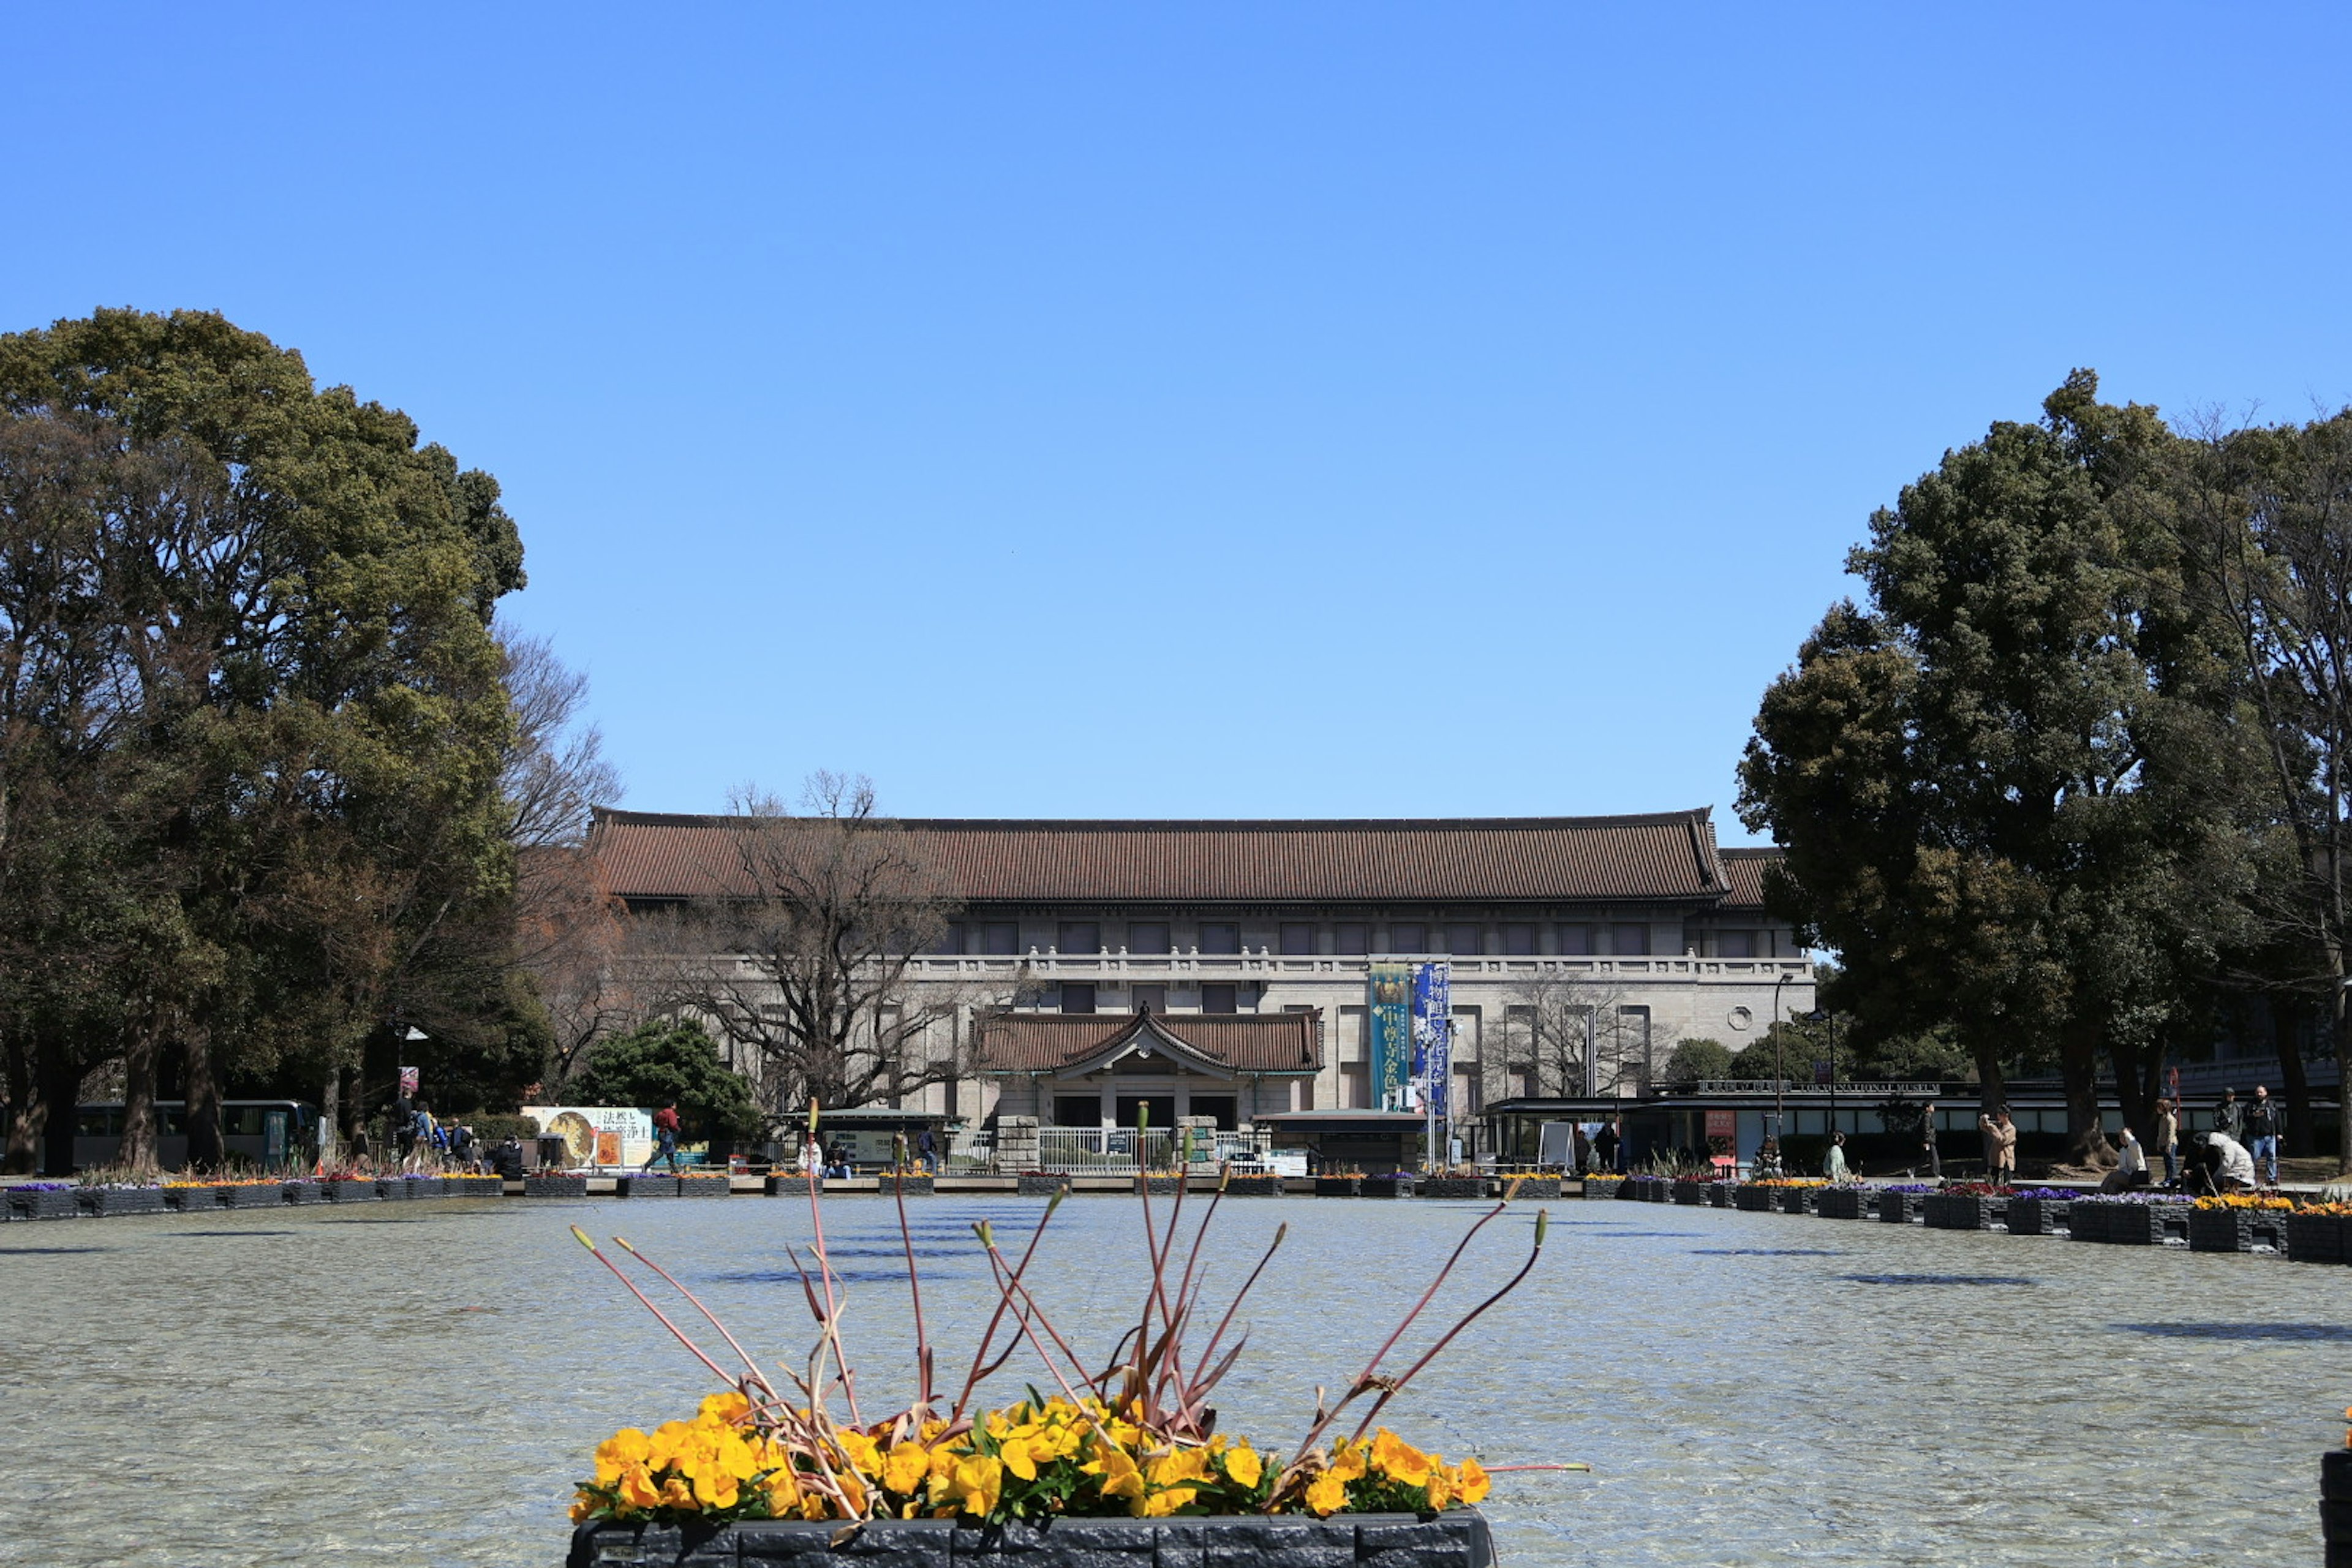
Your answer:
(2099, 1127), (2150, 1193)
(2204, 1129), (2256, 1192)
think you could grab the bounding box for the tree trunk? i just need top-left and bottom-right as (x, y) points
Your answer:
(118, 1024), (161, 1174)
(182, 1023), (224, 1170)
(1973, 1044), (2006, 1119)
(2106, 1033), (2160, 1153)
(2338, 985), (2352, 1177)
(37, 1043), (81, 1177)
(2272, 992), (2315, 1159)
(2, 1030), (38, 1174)
(318, 1069), (340, 1169)
(2060, 1023), (2115, 1168)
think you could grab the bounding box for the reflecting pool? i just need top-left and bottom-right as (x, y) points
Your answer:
(0, 1194), (2339, 1566)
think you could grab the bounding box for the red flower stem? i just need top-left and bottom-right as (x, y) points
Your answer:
(570, 1230), (738, 1386)
(612, 1236), (780, 1403)
(892, 1169), (933, 1411)
(1344, 1232), (1542, 1445)
(951, 1197), (1063, 1421)
(1187, 1221), (1285, 1390)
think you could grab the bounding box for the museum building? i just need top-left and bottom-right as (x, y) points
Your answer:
(590, 808), (1815, 1159)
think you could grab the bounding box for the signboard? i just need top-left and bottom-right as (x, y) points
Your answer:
(398, 1066), (420, 1097)
(1705, 1109), (1736, 1142)
(1368, 963), (1414, 1111)
(1813, 1060), (1833, 1086)
(523, 1105), (655, 1169)
(1411, 962), (1452, 1117)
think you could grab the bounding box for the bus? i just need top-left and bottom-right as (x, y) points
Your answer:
(72, 1100), (320, 1172)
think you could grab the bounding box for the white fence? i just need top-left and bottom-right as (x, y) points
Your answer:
(943, 1125), (1269, 1174)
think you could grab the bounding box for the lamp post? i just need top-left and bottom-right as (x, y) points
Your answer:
(1770, 972), (1791, 1145)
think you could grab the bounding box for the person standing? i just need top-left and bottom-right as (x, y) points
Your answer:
(644, 1101), (680, 1173)
(2215, 1088), (2245, 1148)
(1593, 1119), (1619, 1175)
(1979, 1108), (2016, 1186)
(917, 1125), (940, 1175)
(1825, 1129), (1850, 1183)
(2154, 1098), (2180, 1188)
(2245, 1085), (2281, 1188)
(1920, 1102), (1942, 1179)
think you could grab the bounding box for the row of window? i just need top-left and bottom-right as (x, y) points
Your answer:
(1059, 982), (1238, 1014)
(936, 919), (1765, 958)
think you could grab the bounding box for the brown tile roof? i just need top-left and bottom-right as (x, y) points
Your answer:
(589, 809), (1735, 905)
(974, 1010), (1323, 1076)
(1718, 846), (1785, 910)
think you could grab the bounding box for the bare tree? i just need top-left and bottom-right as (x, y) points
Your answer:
(499, 625), (620, 852)
(1499, 968), (1634, 1098)
(651, 774), (1011, 1122)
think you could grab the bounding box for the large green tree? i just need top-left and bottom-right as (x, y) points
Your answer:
(568, 1020), (761, 1144)
(0, 309), (526, 1172)
(1739, 372), (2259, 1165)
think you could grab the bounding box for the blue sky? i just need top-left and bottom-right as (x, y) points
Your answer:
(10, 5), (2350, 840)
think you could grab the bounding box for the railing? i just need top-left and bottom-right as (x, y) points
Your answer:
(1690, 1079), (1945, 1098)
(903, 952), (1813, 981)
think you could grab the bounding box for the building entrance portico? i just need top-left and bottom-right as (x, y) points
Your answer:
(978, 1008), (1321, 1132)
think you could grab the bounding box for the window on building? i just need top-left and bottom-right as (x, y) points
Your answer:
(1389, 922), (1425, 953)
(1198, 922), (1240, 955)
(1339, 1062), (1371, 1109)
(1061, 983), (1096, 1014)
(1558, 924), (1595, 956)
(1618, 1005), (1653, 1085)
(982, 921), (1021, 956)
(1500, 922), (1536, 956)
(1053, 1096), (1101, 1127)
(1058, 921), (1099, 954)
(1190, 1095), (1238, 1130)
(1128, 921), (1170, 953)
(936, 922), (965, 955)
(1131, 983), (1167, 1012)
(1444, 922), (1482, 956)
(1450, 1066), (1480, 1115)
(1339, 1003), (1366, 1056)
(1199, 982), (1238, 1013)
(1279, 922), (1317, 956)
(1335, 922), (1370, 956)
(1610, 923), (1651, 956)
(1509, 1063), (1540, 1099)
(1717, 929), (1756, 959)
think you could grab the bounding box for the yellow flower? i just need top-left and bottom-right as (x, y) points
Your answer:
(1003, 1438), (1038, 1483)
(698, 1391), (752, 1426)
(835, 1429), (883, 1478)
(658, 1476), (696, 1510)
(1370, 1430), (1433, 1488)
(617, 1465), (663, 1513)
(883, 1442), (932, 1496)
(1223, 1444), (1262, 1490)
(952, 1453), (1004, 1518)
(764, 1469), (804, 1516)
(1455, 1457), (1490, 1504)
(1084, 1445), (1145, 1507)
(1147, 1447), (1210, 1488)
(1327, 1441), (1368, 1484)
(595, 1428), (653, 1486)
(1425, 1467), (1454, 1510)
(569, 1491), (597, 1523)
(1303, 1471), (1348, 1517)
(1141, 1485), (1198, 1517)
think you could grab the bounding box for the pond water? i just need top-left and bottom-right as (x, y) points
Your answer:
(0, 1193), (2339, 1566)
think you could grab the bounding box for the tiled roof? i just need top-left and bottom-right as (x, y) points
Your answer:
(1718, 847), (1785, 910)
(589, 809), (1735, 905)
(975, 1011), (1323, 1076)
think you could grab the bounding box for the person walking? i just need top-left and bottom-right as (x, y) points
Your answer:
(644, 1101), (680, 1173)
(2245, 1085), (2282, 1188)
(917, 1125), (939, 1175)
(1920, 1102), (1942, 1179)
(2154, 1098), (2180, 1188)
(1979, 1107), (2016, 1186)
(1824, 1129), (1850, 1183)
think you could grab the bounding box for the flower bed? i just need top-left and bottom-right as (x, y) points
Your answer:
(404, 1175), (448, 1199)
(1135, 1176), (1184, 1197)
(213, 1180), (289, 1208)
(1313, 1177), (1363, 1198)
(1812, 1187), (1868, 1220)
(2067, 1196), (2192, 1246)
(1707, 1183), (1735, 1208)
(284, 1180), (323, 1205)
(1017, 1174), (1074, 1198)
(1499, 1176), (1561, 1201)
(1773, 1185), (1817, 1215)
(322, 1179), (376, 1202)
(877, 1175), (937, 1197)
(1922, 1193), (2005, 1231)
(447, 1175), (506, 1198)
(7, 1183), (79, 1220)
(1670, 1182), (1707, 1207)
(2285, 1208), (2348, 1265)
(1223, 1174), (1284, 1197)
(77, 1186), (167, 1218)
(527, 1174), (592, 1199)
(621, 1175), (681, 1198)
(1875, 1188), (1929, 1224)
(2005, 1192), (2075, 1237)
(1419, 1177), (1488, 1200)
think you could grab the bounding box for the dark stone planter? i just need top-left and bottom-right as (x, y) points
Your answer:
(1578, 1178), (1623, 1200)
(1774, 1186), (1817, 1215)
(285, 1182), (325, 1205)
(1813, 1188), (1867, 1219)
(1499, 1175), (1561, 1200)
(2187, 1206), (2290, 1254)
(1360, 1176), (1419, 1199)
(1640, 1179), (1672, 1203)
(568, 1509), (1494, 1567)
(1315, 1177), (1363, 1198)
(525, 1174), (590, 1198)
(1017, 1174), (1074, 1198)
(323, 1180), (375, 1202)
(1875, 1192), (1926, 1224)
(1922, 1193), (2005, 1231)
(78, 1187), (167, 1218)
(2286, 1212), (2348, 1265)
(218, 1183), (289, 1208)
(620, 1175), (680, 1198)
(2067, 1200), (2191, 1245)
(375, 1178), (412, 1200)
(8, 1188), (80, 1220)
(1224, 1174), (1284, 1196)
(1733, 1185), (1775, 1212)
(2005, 1199), (2071, 1237)
(1707, 1184), (1733, 1208)
(1420, 1177), (1489, 1200)
(676, 1176), (733, 1198)
(404, 1177), (448, 1199)
(1134, 1176), (1183, 1196)
(1670, 1183), (1706, 1206)
(876, 1175), (937, 1197)
(444, 1175), (503, 1198)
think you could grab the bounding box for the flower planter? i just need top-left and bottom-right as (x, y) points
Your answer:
(525, 1174), (590, 1198)
(1642, 1178), (1673, 1203)
(1499, 1175), (1561, 1200)
(1420, 1177), (1489, 1200)
(443, 1175), (502, 1198)
(78, 1188), (167, 1218)
(669, 1175), (728, 1198)
(284, 1182), (323, 1205)
(1774, 1186), (1816, 1215)
(1875, 1192), (1926, 1224)
(1707, 1184), (1733, 1208)
(1017, 1174), (1074, 1198)
(404, 1177), (448, 1199)
(1922, 1194), (2004, 1231)
(2005, 1199), (2071, 1237)
(374, 1178), (412, 1200)
(1733, 1185), (1776, 1212)
(217, 1183), (288, 1209)
(1670, 1183), (1707, 1206)
(1134, 1176), (1183, 1196)
(567, 1509), (1494, 1568)
(2324, 1450), (2352, 1565)
(1578, 1177), (1623, 1200)
(2187, 1207), (2290, 1254)
(1224, 1174), (1284, 1196)
(1314, 1177), (1363, 1198)
(7, 1187), (80, 1220)
(322, 1180), (375, 1202)
(875, 1175), (937, 1197)
(2067, 1200), (2190, 1246)
(1360, 1176), (1418, 1199)
(1812, 1188), (1867, 1219)
(620, 1176), (680, 1198)
(2286, 1212), (2348, 1265)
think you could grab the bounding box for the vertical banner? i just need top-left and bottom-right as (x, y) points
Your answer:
(1368, 962), (1414, 1111)
(398, 1066), (420, 1097)
(1412, 962), (1452, 1117)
